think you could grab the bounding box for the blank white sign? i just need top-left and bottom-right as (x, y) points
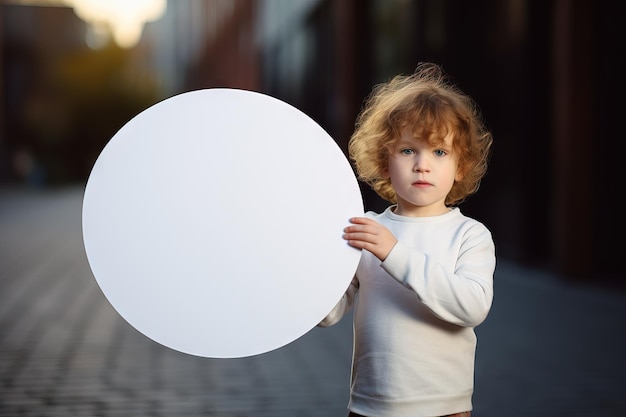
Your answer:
(82, 89), (363, 358)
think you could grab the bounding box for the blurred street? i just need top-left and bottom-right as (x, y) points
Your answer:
(1, 186), (625, 417)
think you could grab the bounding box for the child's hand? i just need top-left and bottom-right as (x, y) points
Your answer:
(343, 217), (398, 261)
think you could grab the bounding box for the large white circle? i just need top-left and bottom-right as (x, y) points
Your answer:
(82, 89), (363, 358)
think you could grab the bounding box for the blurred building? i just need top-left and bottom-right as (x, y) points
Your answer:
(1, 2), (164, 186)
(187, 0), (625, 285)
(1, 0), (624, 285)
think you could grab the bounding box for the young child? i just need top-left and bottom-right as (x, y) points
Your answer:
(319, 63), (495, 417)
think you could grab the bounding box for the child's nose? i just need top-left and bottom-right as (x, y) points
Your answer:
(413, 155), (429, 172)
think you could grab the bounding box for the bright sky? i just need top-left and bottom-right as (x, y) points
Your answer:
(4, 0), (167, 48)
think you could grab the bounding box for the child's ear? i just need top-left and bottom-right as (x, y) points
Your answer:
(455, 167), (464, 182)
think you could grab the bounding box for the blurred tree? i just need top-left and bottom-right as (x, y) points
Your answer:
(21, 42), (162, 184)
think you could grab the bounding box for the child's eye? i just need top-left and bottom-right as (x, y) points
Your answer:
(400, 148), (415, 155)
(434, 149), (447, 157)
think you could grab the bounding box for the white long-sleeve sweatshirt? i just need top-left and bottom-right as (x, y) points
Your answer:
(319, 206), (496, 417)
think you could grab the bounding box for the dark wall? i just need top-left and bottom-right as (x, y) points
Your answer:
(261, 0), (625, 284)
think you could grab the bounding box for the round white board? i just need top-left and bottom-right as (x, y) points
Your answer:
(82, 89), (363, 358)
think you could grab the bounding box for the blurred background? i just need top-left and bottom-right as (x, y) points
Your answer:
(2, 0), (625, 287)
(2, 1), (626, 416)
(2, 0), (625, 285)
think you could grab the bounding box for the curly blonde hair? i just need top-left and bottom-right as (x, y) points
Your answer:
(349, 63), (493, 206)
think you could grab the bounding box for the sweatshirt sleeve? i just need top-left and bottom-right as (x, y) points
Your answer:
(317, 276), (359, 327)
(381, 224), (495, 327)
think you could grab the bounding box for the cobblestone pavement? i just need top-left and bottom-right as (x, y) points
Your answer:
(1, 186), (625, 416)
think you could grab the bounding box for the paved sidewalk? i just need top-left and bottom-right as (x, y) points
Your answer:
(1, 186), (625, 416)
(473, 261), (626, 416)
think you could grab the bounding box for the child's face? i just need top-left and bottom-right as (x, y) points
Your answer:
(385, 128), (461, 217)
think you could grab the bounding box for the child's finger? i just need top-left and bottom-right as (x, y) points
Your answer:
(343, 224), (377, 235)
(349, 216), (375, 225)
(343, 231), (370, 241)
